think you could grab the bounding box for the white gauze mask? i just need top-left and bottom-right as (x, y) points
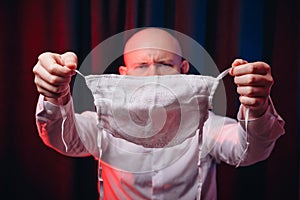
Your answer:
(58, 69), (250, 172)
(75, 69), (230, 149)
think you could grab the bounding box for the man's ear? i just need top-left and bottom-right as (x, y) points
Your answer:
(180, 60), (190, 74)
(119, 66), (127, 75)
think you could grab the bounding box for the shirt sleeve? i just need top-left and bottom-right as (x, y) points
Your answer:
(202, 97), (285, 166)
(35, 95), (100, 158)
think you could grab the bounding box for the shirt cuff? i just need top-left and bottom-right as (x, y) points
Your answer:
(237, 96), (279, 122)
(36, 95), (73, 121)
(237, 97), (284, 140)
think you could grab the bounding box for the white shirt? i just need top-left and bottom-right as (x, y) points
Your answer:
(35, 95), (284, 199)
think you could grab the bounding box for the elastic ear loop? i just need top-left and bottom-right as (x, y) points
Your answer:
(74, 69), (85, 78)
(215, 68), (250, 167)
(197, 68), (250, 199)
(197, 68), (250, 198)
(197, 68), (232, 199)
(58, 96), (69, 152)
(58, 69), (86, 152)
(235, 107), (249, 167)
(73, 69), (105, 198)
(201, 68), (231, 156)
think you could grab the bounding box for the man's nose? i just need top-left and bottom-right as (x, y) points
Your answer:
(145, 64), (160, 76)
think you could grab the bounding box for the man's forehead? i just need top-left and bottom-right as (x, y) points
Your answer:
(124, 48), (179, 57)
(124, 28), (182, 57)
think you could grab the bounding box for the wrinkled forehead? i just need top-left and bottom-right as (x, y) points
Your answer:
(124, 28), (182, 57)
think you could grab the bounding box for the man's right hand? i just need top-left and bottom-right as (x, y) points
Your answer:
(33, 52), (78, 105)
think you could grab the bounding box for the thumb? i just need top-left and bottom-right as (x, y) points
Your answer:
(61, 52), (78, 70)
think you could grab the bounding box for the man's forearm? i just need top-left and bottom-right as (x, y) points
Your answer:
(35, 95), (92, 157)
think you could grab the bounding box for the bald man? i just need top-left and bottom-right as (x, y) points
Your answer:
(33, 28), (284, 199)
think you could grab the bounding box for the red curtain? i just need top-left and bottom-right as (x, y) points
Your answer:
(0, 0), (299, 199)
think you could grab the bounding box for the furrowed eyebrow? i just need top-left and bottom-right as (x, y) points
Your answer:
(156, 59), (174, 63)
(132, 62), (148, 66)
(132, 60), (173, 65)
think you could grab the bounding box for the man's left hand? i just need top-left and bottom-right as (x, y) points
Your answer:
(230, 59), (274, 119)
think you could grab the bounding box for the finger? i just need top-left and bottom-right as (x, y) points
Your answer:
(33, 63), (72, 86)
(232, 58), (248, 67)
(35, 75), (70, 96)
(237, 86), (271, 97)
(234, 74), (273, 87)
(61, 52), (78, 70)
(231, 62), (270, 76)
(35, 75), (68, 94)
(38, 52), (75, 76)
(239, 96), (267, 110)
(230, 59), (248, 75)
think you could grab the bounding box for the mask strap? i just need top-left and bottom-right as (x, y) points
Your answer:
(58, 96), (69, 152)
(57, 70), (86, 152)
(235, 107), (250, 167)
(74, 69), (85, 78)
(216, 68), (231, 80)
(216, 68), (250, 167)
(212, 67), (250, 167)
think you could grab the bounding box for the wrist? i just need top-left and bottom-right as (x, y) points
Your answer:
(44, 92), (71, 105)
(243, 99), (269, 119)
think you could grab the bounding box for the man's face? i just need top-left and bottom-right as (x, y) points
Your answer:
(120, 48), (183, 76)
(119, 28), (190, 75)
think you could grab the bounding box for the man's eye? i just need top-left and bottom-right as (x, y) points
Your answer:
(158, 63), (173, 67)
(137, 65), (148, 69)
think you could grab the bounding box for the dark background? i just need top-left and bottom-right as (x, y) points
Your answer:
(0, 0), (299, 199)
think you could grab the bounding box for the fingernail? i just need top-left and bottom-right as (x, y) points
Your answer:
(66, 63), (77, 70)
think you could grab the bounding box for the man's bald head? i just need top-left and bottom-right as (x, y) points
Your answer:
(124, 28), (182, 57)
